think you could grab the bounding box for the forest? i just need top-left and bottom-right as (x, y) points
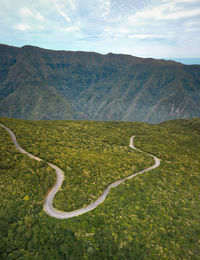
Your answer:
(0, 117), (200, 259)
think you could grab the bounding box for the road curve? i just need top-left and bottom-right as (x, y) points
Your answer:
(0, 123), (160, 219)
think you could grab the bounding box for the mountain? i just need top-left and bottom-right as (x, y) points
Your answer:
(0, 43), (200, 123)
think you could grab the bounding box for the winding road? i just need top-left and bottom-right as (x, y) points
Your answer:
(0, 123), (160, 219)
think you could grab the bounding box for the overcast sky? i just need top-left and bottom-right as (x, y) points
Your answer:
(1, 0), (200, 59)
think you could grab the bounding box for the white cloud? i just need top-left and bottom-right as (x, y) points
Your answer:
(53, 0), (71, 23)
(52, 0), (77, 24)
(20, 7), (44, 21)
(60, 25), (79, 33)
(173, 0), (199, 3)
(20, 7), (33, 16)
(117, 27), (129, 34)
(128, 34), (170, 39)
(1, 0), (200, 58)
(67, 0), (76, 10)
(101, 0), (111, 18)
(14, 23), (30, 31)
(164, 9), (200, 20)
(129, 1), (200, 22)
(185, 20), (200, 27)
(185, 27), (199, 32)
(38, 25), (45, 30)
(35, 12), (45, 21)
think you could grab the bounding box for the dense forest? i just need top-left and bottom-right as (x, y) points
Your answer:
(1, 44), (200, 123)
(0, 117), (200, 259)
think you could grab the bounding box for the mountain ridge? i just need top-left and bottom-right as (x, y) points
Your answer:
(0, 44), (200, 123)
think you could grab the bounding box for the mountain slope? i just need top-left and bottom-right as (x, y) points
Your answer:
(0, 80), (83, 120)
(0, 44), (200, 123)
(78, 61), (200, 122)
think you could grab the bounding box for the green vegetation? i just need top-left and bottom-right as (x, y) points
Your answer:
(1, 44), (200, 123)
(0, 118), (153, 211)
(0, 80), (83, 121)
(0, 117), (200, 259)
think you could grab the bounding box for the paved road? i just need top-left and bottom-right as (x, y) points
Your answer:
(0, 123), (160, 219)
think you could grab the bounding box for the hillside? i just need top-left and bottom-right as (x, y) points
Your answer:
(0, 44), (200, 123)
(0, 117), (200, 259)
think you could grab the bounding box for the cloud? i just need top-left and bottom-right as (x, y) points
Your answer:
(0, 0), (199, 58)
(128, 34), (171, 39)
(173, 0), (199, 3)
(184, 20), (200, 27)
(20, 7), (33, 16)
(38, 25), (45, 30)
(20, 7), (44, 21)
(101, 0), (111, 18)
(128, 1), (200, 22)
(185, 27), (199, 32)
(59, 25), (80, 33)
(53, 0), (77, 23)
(35, 12), (44, 21)
(14, 23), (30, 31)
(162, 9), (200, 20)
(67, 0), (76, 10)
(53, 0), (71, 23)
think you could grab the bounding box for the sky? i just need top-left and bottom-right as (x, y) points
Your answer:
(0, 0), (200, 62)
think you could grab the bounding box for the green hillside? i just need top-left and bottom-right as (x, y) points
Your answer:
(0, 44), (200, 123)
(78, 61), (200, 122)
(0, 117), (199, 259)
(0, 80), (84, 120)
